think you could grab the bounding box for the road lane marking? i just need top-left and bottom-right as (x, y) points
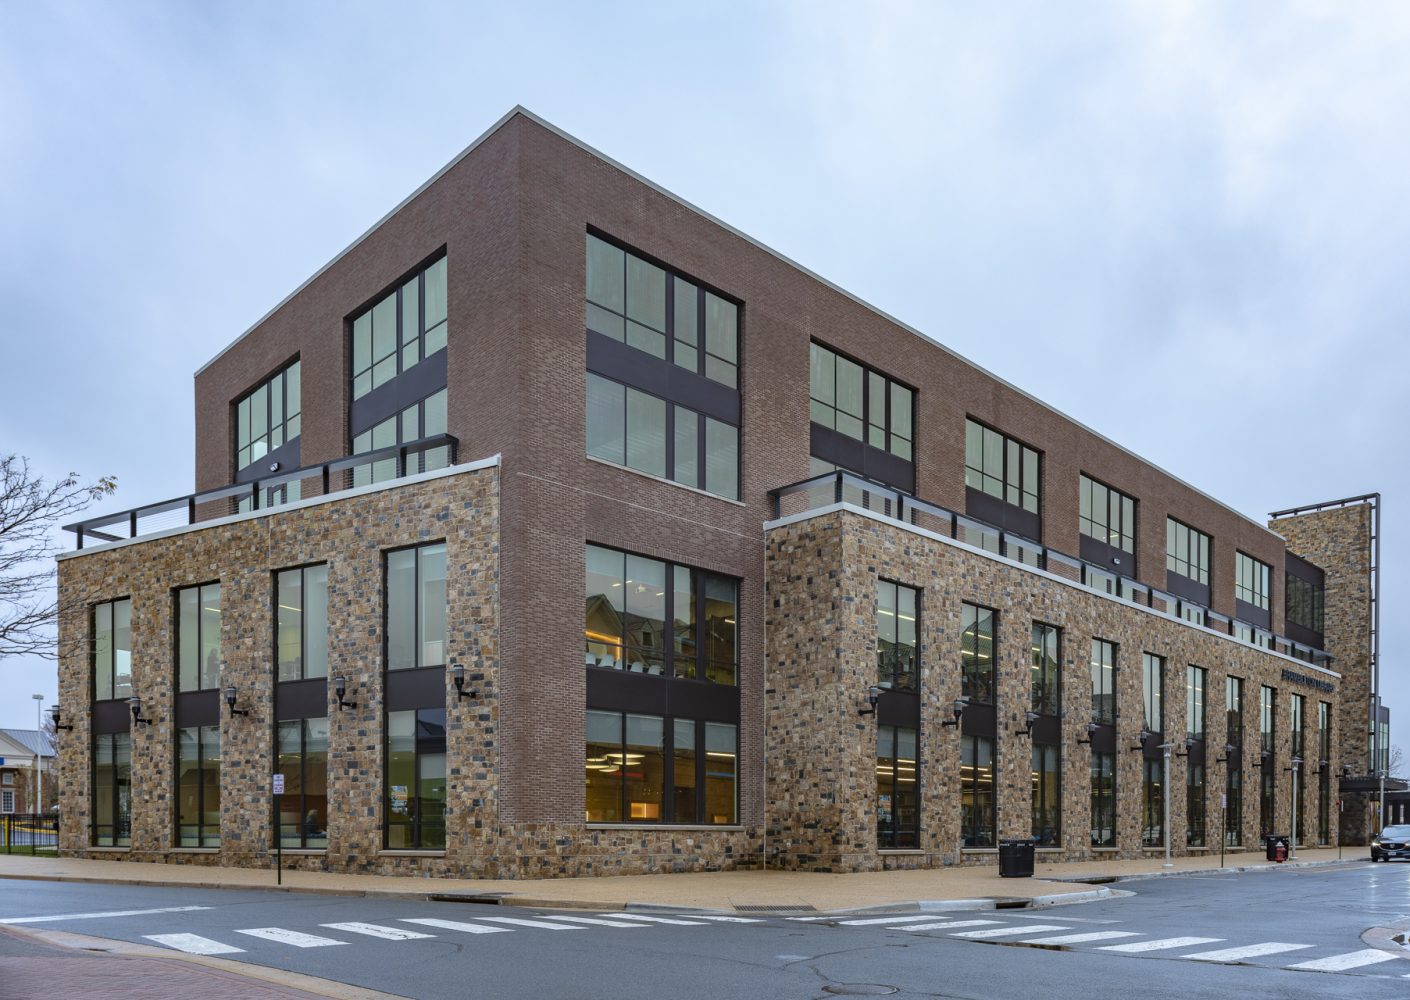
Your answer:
(1021, 931), (1141, 945)
(234, 927), (348, 948)
(1182, 942), (1314, 962)
(953, 925), (1070, 939)
(685, 915), (764, 923)
(401, 918), (511, 935)
(1287, 949), (1399, 972)
(0, 906), (211, 925)
(898, 920), (1001, 932)
(473, 916), (585, 931)
(784, 916), (829, 921)
(1098, 937), (1222, 953)
(601, 914), (709, 926)
(544, 916), (650, 928)
(144, 933), (245, 955)
(320, 922), (436, 941)
(839, 915), (957, 926)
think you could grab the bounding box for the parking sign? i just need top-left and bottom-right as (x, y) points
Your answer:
(272, 774), (285, 795)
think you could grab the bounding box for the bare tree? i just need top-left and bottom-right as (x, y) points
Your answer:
(0, 455), (116, 660)
(1389, 744), (1405, 780)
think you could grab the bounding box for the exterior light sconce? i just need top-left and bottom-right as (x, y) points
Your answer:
(128, 696), (152, 727)
(1176, 736), (1196, 758)
(333, 675), (358, 711)
(1014, 710), (1039, 737)
(1131, 728), (1153, 752)
(1285, 755), (1303, 775)
(1215, 743), (1238, 767)
(49, 704), (73, 733)
(1257, 749), (1272, 768)
(941, 696), (970, 728)
(451, 664), (477, 700)
(224, 686), (249, 718)
(1076, 722), (1099, 745)
(1315, 758), (1329, 775)
(858, 685), (886, 717)
(1341, 763), (1353, 779)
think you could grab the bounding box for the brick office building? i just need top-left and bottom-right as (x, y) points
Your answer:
(53, 107), (1385, 877)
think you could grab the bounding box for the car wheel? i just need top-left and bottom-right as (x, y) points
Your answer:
(1372, 852), (1380, 862)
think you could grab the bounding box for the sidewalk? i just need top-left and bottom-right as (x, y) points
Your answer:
(0, 846), (1360, 913)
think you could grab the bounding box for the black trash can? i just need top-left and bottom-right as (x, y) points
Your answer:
(998, 838), (1036, 878)
(1263, 834), (1289, 861)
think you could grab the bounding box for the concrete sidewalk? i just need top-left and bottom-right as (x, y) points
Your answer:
(0, 846), (1361, 913)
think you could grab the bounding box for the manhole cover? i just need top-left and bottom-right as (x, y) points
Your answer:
(822, 986), (898, 996)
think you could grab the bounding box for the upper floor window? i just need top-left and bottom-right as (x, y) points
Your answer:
(965, 419), (1038, 514)
(809, 343), (913, 461)
(1235, 552), (1271, 611)
(1259, 684), (1275, 754)
(177, 583), (221, 692)
(960, 603), (995, 705)
(92, 598), (132, 702)
(1290, 693), (1306, 758)
(586, 234), (738, 388)
(1165, 517), (1210, 585)
(1142, 653), (1163, 732)
(1091, 639), (1116, 725)
(584, 544), (738, 685)
(1031, 623), (1060, 717)
(1317, 701), (1331, 760)
(351, 256), (447, 401)
(351, 387), (449, 486)
(1079, 474), (1135, 554)
(1227, 676), (1244, 746)
(1187, 665), (1207, 740)
(386, 543), (446, 671)
(1286, 572), (1324, 633)
(276, 564), (329, 682)
(236, 360), (301, 472)
(877, 581), (918, 690)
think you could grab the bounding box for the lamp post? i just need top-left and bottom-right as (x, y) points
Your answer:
(1289, 757), (1302, 860)
(1160, 742), (1174, 869)
(32, 694), (42, 814)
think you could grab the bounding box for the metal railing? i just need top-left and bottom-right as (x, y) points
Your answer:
(2, 813), (58, 854)
(64, 435), (460, 550)
(769, 470), (1333, 669)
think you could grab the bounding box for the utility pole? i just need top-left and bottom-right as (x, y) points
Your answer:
(31, 694), (42, 813)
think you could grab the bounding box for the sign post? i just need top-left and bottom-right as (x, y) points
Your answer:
(1220, 793), (1227, 869)
(272, 773), (285, 885)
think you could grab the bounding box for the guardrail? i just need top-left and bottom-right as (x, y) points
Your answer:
(768, 470), (1333, 669)
(64, 435), (459, 550)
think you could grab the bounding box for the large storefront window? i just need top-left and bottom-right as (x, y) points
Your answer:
(386, 543), (447, 671)
(1187, 762), (1206, 847)
(961, 736), (995, 848)
(1142, 757), (1163, 847)
(93, 732), (131, 847)
(877, 725), (918, 849)
(277, 564), (328, 681)
(877, 582), (918, 690)
(277, 719), (329, 849)
(177, 724), (220, 847)
(1225, 767), (1243, 847)
(1091, 752), (1115, 848)
(585, 710), (736, 825)
(1032, 743), (1060, 846)
(386, 708), (446, 849)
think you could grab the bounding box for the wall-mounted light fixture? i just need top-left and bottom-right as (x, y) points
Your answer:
(1014, 710), (1039, 737)
(940, 696), (969, 728)
(1215, 743), (1238, 767)
(333, 675), (358, 711)
(1341, 763), (1353, 779)
(128, 696), (152, 727)
(450, 664), (477, 701)
(1076, 722), (1099, 745)
(1130, 728), (1153, 752)
(223, 686), (250, 718)
(1175, 736), (1196, 758)
(49, 704), (73, 733)
(1315, 758), (1329, 775)
(858, 685), (886, 717)
(1258, 748), (1272, 768)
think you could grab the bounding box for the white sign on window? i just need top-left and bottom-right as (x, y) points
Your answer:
(272, 774), (285, 795)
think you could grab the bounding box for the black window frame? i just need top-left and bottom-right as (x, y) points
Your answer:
(961, 602), (996, 706)
(1078, 472), (1137, 567)
(274, 717), (329, 850)
(91, 730), (131, 847)
(1031, 741), (1061, 846)
(877, 580), (919, 691)
(175, 581), (222, 694)
(1142, 652), (1164, 734)
(584, 709), (739, 826)
(91, 597), (133, 703)
(234, 356), (302, 476)
(349, 252), (448, 403)
(1187, 760), (1206, 847)
(1285, 571), (1325, 634)
(1186, 665), (1207, 740)
(1165, 516), (1211, 587)
(876, 723), (919, 849)
(1142, 755), (1164, 847)
(1091, 639), (1117, 726)
(175, 722), (221, 848)
(808, 340), (915, 461)
(1235, 551), (1272, 612)
(1030, 622), (1060, 718)
(384, 706), (447, 850)
(383, 541), (448, 673)
(965, 417), (1040, 515)
(274, 563), (329, 684)
(1090, 750), (1116, 848)
(961, 733), (996, 848)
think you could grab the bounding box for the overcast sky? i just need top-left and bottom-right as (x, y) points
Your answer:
(1, 2), (1405, 757)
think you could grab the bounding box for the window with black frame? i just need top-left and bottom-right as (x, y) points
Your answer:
(961, 604), (995, 705)
(1031, 623), (1060, 717)
(1260, 685), (1276, 834)
(274, 564), (329, 849)
(965, 419), (1039, 538)
(808, 341), (914, 491)
(877, 581), (918, 690)
(1091, 639), (1116, 726)
(1142, 653), (1163, 734)
(585, 710), (737, 825)
(877, 725), (918, 848)
(176, 724), (220, 847)
(234, 359), (302, 510)
(1079, 474), (1135, 559)
(176, 583), (221, 693)
(1187, 761), (1206, 847)
(1091, 752), (1116, 848)
(1187, 666), (1206, 741)
(277, 719), (328, 848)
(1235, 552), (1271, 613)
(1032, 743), (1060, 846)
(92, 598), (132, 703)
(1142, 756), (1163, 847)
(92, 732), (131, 847)
(386, 543), (447, 671)
(961, 735), (995, 848)
(1317, 701), (1331, 844)
(386, 708), (446, 849)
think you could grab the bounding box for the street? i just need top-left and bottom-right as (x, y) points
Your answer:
(1, 863), (1408, 999)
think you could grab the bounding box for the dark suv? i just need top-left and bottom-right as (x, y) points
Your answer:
(1371, 825), (1410, 861)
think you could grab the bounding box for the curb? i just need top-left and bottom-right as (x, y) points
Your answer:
(1047, 856), (1360, 885)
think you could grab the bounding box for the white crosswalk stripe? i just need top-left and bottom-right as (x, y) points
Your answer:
(953, 924), (1070, 939)
(898, 920), (1001, 932)
(1287, 949), (1399, 972)
(4, 906), (211, 925)
(474, 916), (586, 931)
(545, 915), (651, 928)
(144, 933), (245, 955)
(234, 927), (347, 948)
(1182, 942), (1314, 963)
(683, 915), (765, 923)
(320, 922), (436, 941)
(602, 914), (710, 926)
(785, 916), (829, 921)
(1098, 937), (1222, 953)
(839, 915), (951, 927)
(401, 918), (511, 935)
(1021, 931), (1141, 945)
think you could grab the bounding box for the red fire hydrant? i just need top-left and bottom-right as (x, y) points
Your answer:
(1275, 840), (1288, 863)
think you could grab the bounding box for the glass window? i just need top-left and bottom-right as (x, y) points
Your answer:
(1142, 757), (1163, 847)
(1166, 518), (1211, 585)
(1290, 693), (1305, 760)
(176, 724), (220, 847)
(351, 257), (448, 403)
(385, 708), (446, 849)
(1032, 743), (1060, 846)
(1078, 474), (1136, 554)
(1235, 552), (1271, 611)
(1142, 653), (1163, 733)
(276, 718), (328, 849)
(877, 725), (919, 849)
(1031, 623), (1060, 717)
(92, 599), (132, 702)
(965, 419), (1039, 513)
(1091, 751), (1116, 848)
(1259, 685), (1275, 754)
(878, 582), (919, 690)
(386, 543), (447, 671)
(1286, 572), (1325, 633)
(92, 732), (131, 847)
(1226, 676), (1244, 747)
(585, 544), (738, 685)
(809, 342), (914, 460)
(235, 359), (301, 473)
(585, 710), (735, 825)
(1187, 666), (1206, 740)
(962, 736), (996, 847)
(961, 603), (996, 705)
(350, 387), (450, 487)
(177, 583), (221, 693)
(1225, 766), (1243, 848)
(1091, 639), (1116, 726)
(277, 565), (328, 682)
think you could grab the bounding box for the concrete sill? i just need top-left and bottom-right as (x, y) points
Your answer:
(1035, 848), (1063, 853)
(1091, 848), (1120, 853)
(878, 850), (925, 855)
(586, 456), (748, 508)
(87, 847), (130, 853)
(275, 849), (327, 856)
(585, 824), (745, 832)
(961, 849), (999, 855)
(378, 851), (446, 858)
(171, 848), (220, 854)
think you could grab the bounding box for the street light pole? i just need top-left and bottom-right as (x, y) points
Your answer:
(1290, 757), (1301, 860)
(31, 694), (43, 814)
(1379, 768), (1387, 831)
(1161, 742), (1174, 869)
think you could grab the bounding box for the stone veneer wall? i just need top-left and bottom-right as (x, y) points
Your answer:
(56, 464), (759, 878)
(765, 508), (1343, 872)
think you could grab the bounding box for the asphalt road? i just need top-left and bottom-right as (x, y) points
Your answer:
(2, 862), (1409, 999)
